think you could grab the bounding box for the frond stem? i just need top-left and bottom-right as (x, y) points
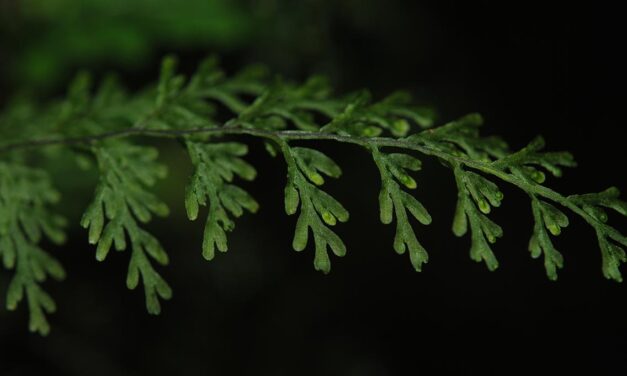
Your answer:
(0, 126), (598, 230)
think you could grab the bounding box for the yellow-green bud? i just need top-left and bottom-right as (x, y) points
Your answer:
(400, 175), (417, 189)
(322, 211), (337, 226)
(531, 170), (546, 184)
(391, 119), (410, 136)
(547, 223), (561, 236)
(363, 126), (382, 137)
(308, 172), (325, 186)
(478, 200), (491, 214)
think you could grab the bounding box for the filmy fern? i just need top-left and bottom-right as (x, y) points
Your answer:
(284, 144), (349, 274)
(80, 142), (172, 314)
(0, 163), (66, 335)
(1, 55), (626, 335)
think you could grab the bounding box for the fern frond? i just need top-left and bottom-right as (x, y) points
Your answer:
(529, 197), (568, 280)
(238, 76), (341, 131)
(569, 187), (627, 281)
(372, 147), (431, 271)
(153, 55), (268, 125)
(151, 57), (262, 260)
(281, 142), (348, 273)
(80, 143), (171, 314)
(1, 55), (625, 335)
(185, 141), (258, 260)
(494, 136), (577, 183)
(322, 90), (434, 137)
(451, 164), (504, 270)
(0, 162), (66, 335)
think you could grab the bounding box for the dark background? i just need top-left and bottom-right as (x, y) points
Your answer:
(1, 1), (626, 375)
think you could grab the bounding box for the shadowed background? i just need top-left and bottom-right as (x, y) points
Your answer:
(1, 0), (626, 375)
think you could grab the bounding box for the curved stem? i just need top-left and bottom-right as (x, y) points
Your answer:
(0, 126), (597, 229)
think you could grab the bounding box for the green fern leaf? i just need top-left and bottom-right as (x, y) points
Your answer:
(529, 198), (569, 280)
(1, 55), (626, 335)
(322, 91), (435, 137)
(410, 113), (509, 160)
(185, 141), (258, 260)
(452, 164), (503, 270)
(238, 76), (342, 131)
(494, 136), (577, 183)
(0, 162), (66, 335)
(282, 144), (348, 273)
(372, 147), (431, 271)
(80, 143), (171, 314)
(569, 188), (627, 281)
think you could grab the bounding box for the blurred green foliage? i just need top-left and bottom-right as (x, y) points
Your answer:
(1, 0), (426, 97)
(1, 0), (254, 89)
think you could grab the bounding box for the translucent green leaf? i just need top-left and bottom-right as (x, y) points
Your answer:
(529, 198), (565, 280)
(284, 146), (348, 272)
(453, 166), (502, 270)
(373, 149), (430, 271)
(81, 143), (171, 314)
(184, 141), (258, 261)
(0, 162), (66, 335)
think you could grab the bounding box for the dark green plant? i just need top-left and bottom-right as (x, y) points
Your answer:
(1, 0), (253, 89)
(1, 56), (625, 335)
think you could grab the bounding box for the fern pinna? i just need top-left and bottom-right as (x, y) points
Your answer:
(1, 56), (625, 335)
